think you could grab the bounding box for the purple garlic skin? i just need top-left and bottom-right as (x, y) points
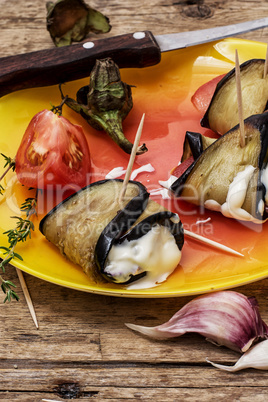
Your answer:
(126, 291), (268, 353)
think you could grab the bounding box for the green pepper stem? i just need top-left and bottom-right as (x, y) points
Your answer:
(96, 110), (147, 155)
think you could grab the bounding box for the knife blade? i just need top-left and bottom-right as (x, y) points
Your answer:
(0, 17), (267, 98)
(155, 17), (268, 52)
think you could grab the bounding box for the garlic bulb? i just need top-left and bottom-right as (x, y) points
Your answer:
(207, 340), (268, 371)
(126, 291), (268, 353)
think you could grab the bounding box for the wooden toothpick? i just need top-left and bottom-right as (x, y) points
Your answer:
(16, 268), (38, 329)
(184, 229), (243, 257)
(118, 113), (145, 204)
(264, 44), (268, 79)
(235, 49), (245, 148)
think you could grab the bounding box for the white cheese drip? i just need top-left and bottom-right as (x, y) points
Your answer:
(159, 175), (177, 189)
(105, 167), (126, 179)
(150, 188), (170, 199)
(130, 163), (155, 180)
(105, 163), (155, 180)
(204, 165), (264, 223)
(104, 224), (181, 289)
(195, 217), (211, 225)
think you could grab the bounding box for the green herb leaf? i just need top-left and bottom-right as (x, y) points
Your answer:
(0, 153), (15, 171)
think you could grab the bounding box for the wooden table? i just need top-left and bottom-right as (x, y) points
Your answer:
(1, 1), (268, 400)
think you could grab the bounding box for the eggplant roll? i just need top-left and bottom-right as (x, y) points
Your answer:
(201, 59), (268, 135)
(171, 113), (268, 223)
(40, 179), (184, 286)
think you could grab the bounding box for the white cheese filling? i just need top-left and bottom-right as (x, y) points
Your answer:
(104, 224), (181, 289)
(204, 165), (266, 223)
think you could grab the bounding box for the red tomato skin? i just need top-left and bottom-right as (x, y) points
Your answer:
(15, 109), (91, 190)
(171, 156), (194, 178)
(191, 74), (225, 114)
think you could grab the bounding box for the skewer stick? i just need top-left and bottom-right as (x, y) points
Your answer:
(235, 49), (245, 148)
(264, 44), (268, 79)
(184, 229), (243, 257)
(16, 268), (38, 329)
(118, 113), (145, 204)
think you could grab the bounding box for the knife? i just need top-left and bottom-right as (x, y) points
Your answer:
(0, 17), (268, 98)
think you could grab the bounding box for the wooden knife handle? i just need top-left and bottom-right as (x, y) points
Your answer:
(0, 31), (161, 98)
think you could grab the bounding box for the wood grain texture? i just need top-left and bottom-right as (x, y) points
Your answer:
(0, 0), (268, 57)
(1, 1), (268, 401)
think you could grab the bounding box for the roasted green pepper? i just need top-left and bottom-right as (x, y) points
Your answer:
(61, 58), (148, 155)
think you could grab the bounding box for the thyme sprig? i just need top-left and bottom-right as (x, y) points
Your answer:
(0, 153), (15, 182)
(0, 196), (37, 302)
(0, 153), (38, 302)
(0, 153), (16, 196)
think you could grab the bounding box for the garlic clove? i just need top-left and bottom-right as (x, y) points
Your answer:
(125, 323), (168, 339)
(126, 291), (268, 353)
(207, 340), (268, 372)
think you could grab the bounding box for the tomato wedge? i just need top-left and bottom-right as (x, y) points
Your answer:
(15, 109), (91, 190)
(191, 74), (225, 114)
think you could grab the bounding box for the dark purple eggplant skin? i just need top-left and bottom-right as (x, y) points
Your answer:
(171, 112), (268, 221)
(201, 59), (265, 130)
(39, 179), (149, 235)
(95, 210), (184, 284)
(118, 211), (184, 250)
(181, 131), (204, 162)
(93, 180), (150, 274)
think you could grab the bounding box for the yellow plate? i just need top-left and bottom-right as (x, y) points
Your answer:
(1, 38), (268, 297)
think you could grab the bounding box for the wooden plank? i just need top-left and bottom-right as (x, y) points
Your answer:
(1, 269), (268, 363)
(1, 387), (268, 401)
(1, 364), (268, 389)
(1, 1), (268, 400)
(0, 1), (268, 57)
(1, 364), (268, 401)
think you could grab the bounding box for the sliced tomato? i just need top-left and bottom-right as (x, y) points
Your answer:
(15, 109), (91, 190)
(171, 156), (194, 178)
(191, 74), (225, 114)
